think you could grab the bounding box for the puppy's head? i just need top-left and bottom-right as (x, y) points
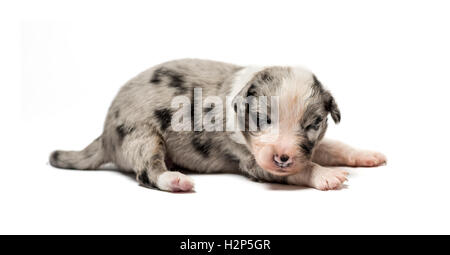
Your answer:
(232, 67), (340, 176)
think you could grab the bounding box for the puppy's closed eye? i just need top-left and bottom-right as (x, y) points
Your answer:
(305, 116), (323, 131)
(250, 112), (272, 132)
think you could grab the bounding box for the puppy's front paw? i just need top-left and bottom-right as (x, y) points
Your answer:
(311, 167), (348, 191)
(348, 150), (387, 167)
(157, 171), (195, 192)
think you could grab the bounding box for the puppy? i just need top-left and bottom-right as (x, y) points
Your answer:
(49, 59), (386, 192)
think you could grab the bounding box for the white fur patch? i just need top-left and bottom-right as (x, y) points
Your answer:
(277, 67), (315, 126)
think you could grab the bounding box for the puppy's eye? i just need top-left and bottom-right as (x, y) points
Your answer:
(306, 124), (319, 131)
(264, 115), (272, 125)
(257, 113), (272, 130)
(306, 116), (323, 131)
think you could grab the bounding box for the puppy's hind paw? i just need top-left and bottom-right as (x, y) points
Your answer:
(156, 171), (195, 192)
(348, 150), (387, 167)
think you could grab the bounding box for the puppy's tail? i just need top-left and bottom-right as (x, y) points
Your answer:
(49, 136), (105, 170)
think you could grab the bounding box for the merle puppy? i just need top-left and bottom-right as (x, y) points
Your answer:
(50, 59), (386, 192)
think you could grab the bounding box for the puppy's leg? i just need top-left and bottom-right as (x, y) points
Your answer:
(312, 139), (386, 167)
(120, 127), (194, 192)
(287, 163), (349, 191)
(238, 154), (347, 190)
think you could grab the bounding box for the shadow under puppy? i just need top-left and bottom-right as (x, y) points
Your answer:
(50, 59), (386, 192)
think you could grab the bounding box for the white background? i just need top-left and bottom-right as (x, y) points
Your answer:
(1, 0), (450, 234)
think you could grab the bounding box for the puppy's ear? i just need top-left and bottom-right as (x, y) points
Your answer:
(323, 90), (341, 124)
(313, 75), (341, 124)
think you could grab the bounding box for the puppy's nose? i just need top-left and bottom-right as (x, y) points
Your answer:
(273, 154), (292, 167)
(280, 154), (289, 162)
